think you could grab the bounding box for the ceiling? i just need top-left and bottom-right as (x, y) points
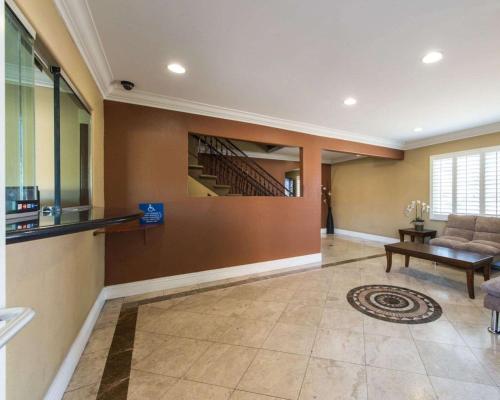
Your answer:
(57, 0), (500, 149)
(230, 139), (358, 164)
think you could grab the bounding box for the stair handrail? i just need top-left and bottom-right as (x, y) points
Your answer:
(194, 135), (279, 196)
(190, 143), (276, 196)
(192, 133), (293, 196)
(217, 137), (293, 195)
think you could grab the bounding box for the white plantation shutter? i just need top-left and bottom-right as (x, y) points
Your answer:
(485, 151), (500, 216)
(431, 157), (453, 216)
(430, 146), (500, 219)
(456, 154), (480, 215)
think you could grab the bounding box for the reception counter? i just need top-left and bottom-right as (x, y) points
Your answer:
(6, 207), (143, 244)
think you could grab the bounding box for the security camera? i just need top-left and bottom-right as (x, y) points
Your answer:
(120, 80), (135, 91)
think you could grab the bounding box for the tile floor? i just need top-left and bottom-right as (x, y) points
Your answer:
(64, 235), (500, 399)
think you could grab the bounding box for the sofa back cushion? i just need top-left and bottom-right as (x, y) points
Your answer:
(443, 214), (476, 240)
(473, 216), (500, 243)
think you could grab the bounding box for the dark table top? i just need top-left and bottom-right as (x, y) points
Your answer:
(6, 207), (143, 244)
(385, 242), (493, 264)
(399, 227), (437, 234)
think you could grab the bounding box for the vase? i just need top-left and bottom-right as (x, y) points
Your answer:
(326, 206), (334, 234)
(414, 221), (424, 231)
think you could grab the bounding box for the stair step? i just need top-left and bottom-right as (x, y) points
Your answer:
(188, 164), (204, 179)
(212, 184), (231, 196)
(199, 174), (217, 179)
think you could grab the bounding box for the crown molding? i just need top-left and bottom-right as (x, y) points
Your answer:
(53, 0), (402, 149)
(53, 0), (113, 97)
(54, 0), (500, 152)
(403, 121), (500, 150)
(107, 87), (404, 149)
(52, 0), (405, 149)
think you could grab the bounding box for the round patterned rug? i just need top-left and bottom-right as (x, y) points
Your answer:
(347, 285), (442, 324)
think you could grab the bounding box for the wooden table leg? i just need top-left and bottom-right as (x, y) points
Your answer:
(466, 269), (475, 299)
(405, 255), (410, 267)
(484, 263), (491, 281)
(386, 251), (393, 273)
(411, 235), (415, 242)
(399, 232), (404, 242)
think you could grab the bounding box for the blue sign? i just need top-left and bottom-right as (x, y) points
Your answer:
(139, 203), (164, 225)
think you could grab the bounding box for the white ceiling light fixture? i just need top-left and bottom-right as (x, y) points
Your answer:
(422, 51), (443, 64)
(167, 63), (186, 74)
(414, 127), (423, 132)
(343, 97), (357, 106)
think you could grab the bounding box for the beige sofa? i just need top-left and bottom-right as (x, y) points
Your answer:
(430, 214), (500, 258)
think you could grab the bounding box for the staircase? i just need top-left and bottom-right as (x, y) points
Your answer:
(188, 133), (293, 197)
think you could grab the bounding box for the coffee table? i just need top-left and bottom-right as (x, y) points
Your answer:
(384, 242), (493, 299)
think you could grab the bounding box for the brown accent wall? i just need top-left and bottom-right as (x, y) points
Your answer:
(104, 101), (403, 285)
(321, 164), (332, 228)
(252, 158), (300, 184)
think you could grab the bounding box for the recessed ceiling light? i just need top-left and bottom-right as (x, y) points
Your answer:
(422, 51), (443, 64)
(167, 63), (186, 74)
(414, 127), (423, 132)
(343, 97), (357, 106)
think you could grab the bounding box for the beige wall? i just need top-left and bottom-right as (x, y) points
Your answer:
(332, 131), (500, 238)
(6, 1), (104, 399)
(6, 233), (104, 400)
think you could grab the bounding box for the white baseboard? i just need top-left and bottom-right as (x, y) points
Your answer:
(44, 289), (106, 400)
(105, 252), (322, 299)
(334, 228), (397, 244)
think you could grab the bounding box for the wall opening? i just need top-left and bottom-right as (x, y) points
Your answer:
(188, 133), (303, 197)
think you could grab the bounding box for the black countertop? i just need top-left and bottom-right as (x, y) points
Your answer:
(6, 207), (143, 244)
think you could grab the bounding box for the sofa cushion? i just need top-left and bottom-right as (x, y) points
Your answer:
(429, 237), (468, 250)
(462, 241), (500, 256)
(469, 240), (500, 250)
(473, 216), (500, 244)
(443, 214), (477, 240)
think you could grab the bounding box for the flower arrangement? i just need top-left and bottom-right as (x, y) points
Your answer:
(404, 200), (431, 230)
(322, 185), (334, 234)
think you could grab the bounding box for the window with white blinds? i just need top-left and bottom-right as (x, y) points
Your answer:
(430, 146), (500, 220)
(485, 150), (500, 216)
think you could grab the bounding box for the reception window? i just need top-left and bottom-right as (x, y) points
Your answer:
(5, 4), (91, 216)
